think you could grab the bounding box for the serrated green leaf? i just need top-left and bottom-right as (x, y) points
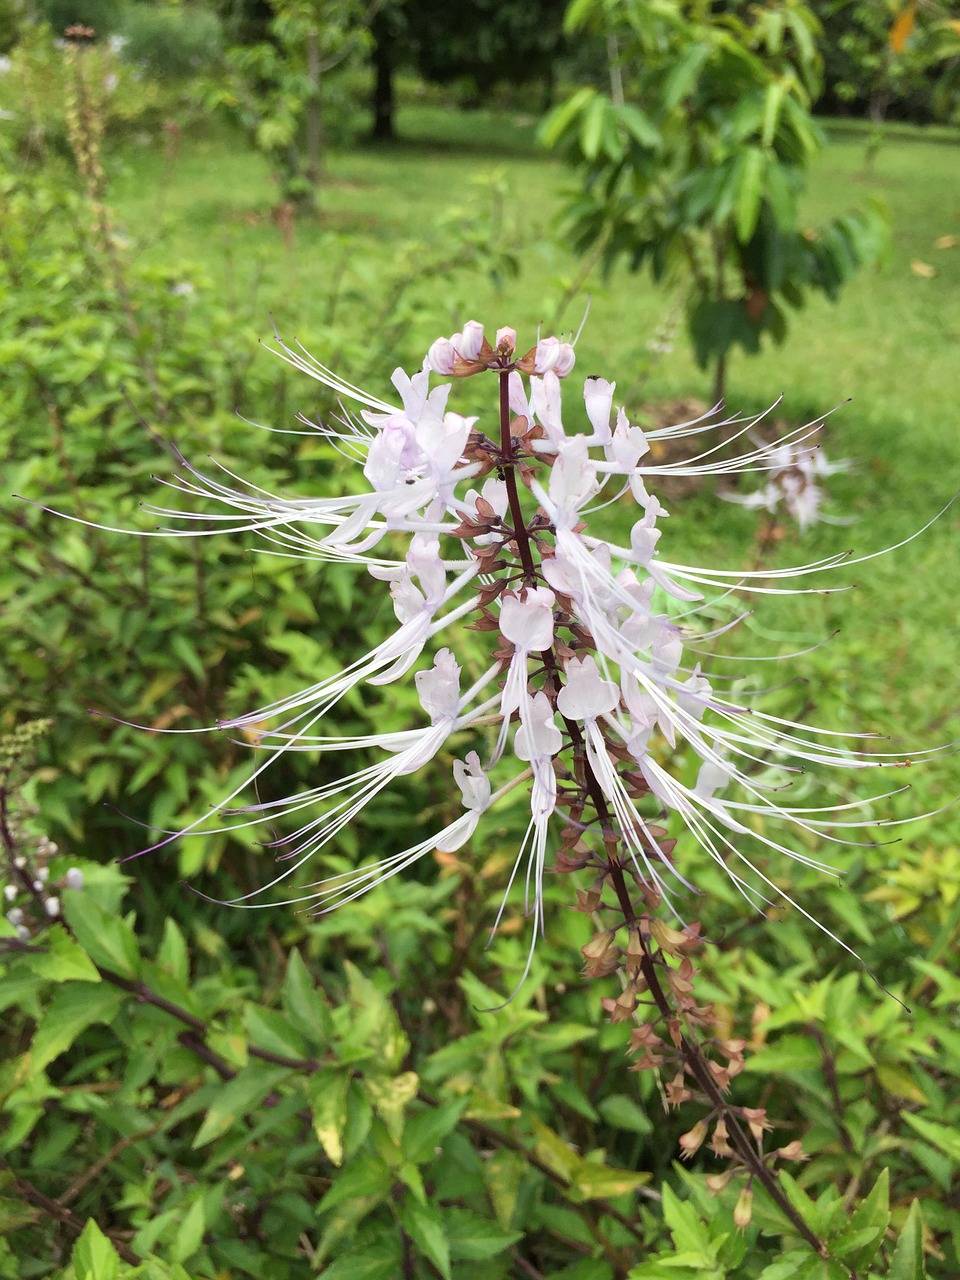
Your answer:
(318, 1239), (404, 1280)
(398, 1199), (451, 1280)
(889, 1201), (926, 1280)
(62, 889), (140, 978)
(403, 1096), (467, 1164)
(72, 1219), (120, 1280)
(192, 1065), (289, 1148)
(29, 924), (100, 983)
(282, 947), (333, 1044)
(318, 1153), (393, 1214)
(443, 1207), (522, 1261)
(30, 984), (126, 1073)
(835, 1168), (888, 1269)
(244, 1002), (308, 1060)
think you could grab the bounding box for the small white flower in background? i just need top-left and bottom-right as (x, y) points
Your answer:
(48, 320), (948, 972)
(65, 867), (84, 890)
(723, 437), (851, 531)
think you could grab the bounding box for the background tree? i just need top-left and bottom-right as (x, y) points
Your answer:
(405, 0), (566, 109)
(542, 0), (889, 406)
(200, 0), (375, 208)
(816, 0), (960, 123)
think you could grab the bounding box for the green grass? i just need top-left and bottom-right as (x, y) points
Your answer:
(106, 102), (960, 844)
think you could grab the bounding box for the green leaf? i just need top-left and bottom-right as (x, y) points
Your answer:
(581, 95), (609, 163)
(398, 1199), (451, 1280)
(403, 1096), (467, 1164)
(484, 1148), (526, 1230)
(597, 1094), (653, 1135)
(30, 984), (126, 1073)
(531, 1116), (579, 1182)
(889, 1201), (926, 1280)
(540, 87), (596, 149)
(192, 1065), (289, 1148)
(29, 924), (100, 984)
(319, 1239), (404, 1280)
(444, 1207), (522, 1261)
(834, 1168), (888, 1269)
(244, 1003), (308, 1061)
(169, 1196), (205, 1264)
(72, 1220), (120, 1280)
(757, 1252), (812, 1279)
(62, 889), (140, 979)
(663, 43), (712, 112)
(762, 81), (787, 147)
(282, 947), (333, 1044)
(156, 918), (189, 985)
(617, 104), (660, 150)
(902, 1111), (960, 1163)
(309, 1070), (351, 1166)
(736, 148), (766, 243)
(318, 1153), (393, 1214)
(660, 1184), (714, 1257)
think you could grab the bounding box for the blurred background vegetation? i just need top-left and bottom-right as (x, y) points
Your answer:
(1, 1), (959, 1277)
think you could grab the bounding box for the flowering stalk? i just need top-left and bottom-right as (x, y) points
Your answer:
(40, 320), (952, 1248)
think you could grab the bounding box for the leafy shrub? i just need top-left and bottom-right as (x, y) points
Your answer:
(118, 4), (224, 80)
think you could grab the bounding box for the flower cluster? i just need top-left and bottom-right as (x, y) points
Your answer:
(59, 321), (943, 976)
(723, 436), (850, 531)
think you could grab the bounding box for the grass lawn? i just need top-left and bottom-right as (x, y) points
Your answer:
(104, 102), (960, 865)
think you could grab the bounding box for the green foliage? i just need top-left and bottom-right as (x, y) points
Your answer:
(198, 0), (373, 206)
(1, 58), (959, 1280)
(0, 23), (163, 159)
(36, 0), (122, 38)
(542, 0), (890, 398)
(117, 4), (225, 80)
(819, 0), (960, 125)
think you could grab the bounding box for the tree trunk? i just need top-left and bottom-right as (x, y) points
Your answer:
(371, 18), (396, 141)
(305, 27), (323, 186)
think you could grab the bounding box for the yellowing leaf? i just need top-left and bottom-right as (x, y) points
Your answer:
(935, 235), (958, 250)
(890, 3), (916, 54)
(568, 1163), (651, 1202)
(364, 1071), (419, 1143)
(911, 260), (936, 278)
(309, 1071), (351, 1166)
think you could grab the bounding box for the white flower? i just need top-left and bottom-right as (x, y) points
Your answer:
(44, 324), (950, 973)
(724, 436), (851, 530)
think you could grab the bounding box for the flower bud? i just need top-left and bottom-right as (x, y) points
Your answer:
(44, 897), (60, 918)
(733, 1187), (753, 1229)
(6, 907), (24, 926)
(495, 326), (516, 356)
(426, 337), (457, 375)
(679, 1121), (708, 1159)
(581, 928), (616, 960)
(458, 320), (485, 362)
(3, 885), (16, 902)
(65, 868), (84, 890)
